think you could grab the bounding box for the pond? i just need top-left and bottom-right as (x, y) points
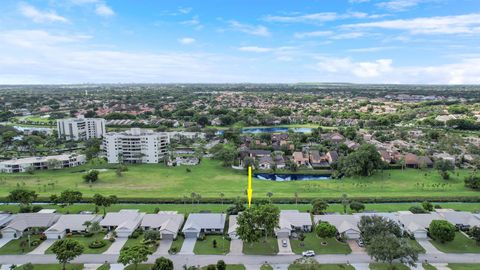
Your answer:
(254, 173), (332, 181)
(241, 127), (313, 134)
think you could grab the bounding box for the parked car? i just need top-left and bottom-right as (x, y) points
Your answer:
(302, 250), (315, 257)
(282, 239), (288, 247)
(356, 239), (365, 247)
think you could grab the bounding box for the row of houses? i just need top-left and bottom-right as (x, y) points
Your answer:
(0, 154), (86, 173)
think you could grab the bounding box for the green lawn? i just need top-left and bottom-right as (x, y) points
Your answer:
(194, 235), (230, 255)
(201, 265), (246, 270)
(290, 233), (351, 254)
(260, 265), (273, 270)
(15, 264), (83, 270)
(45, 233), (112, 254)
(430, 232), (480, 253)
(243, 237), (278, 255)
(289, 264), (354, 270)
(369, 263), (410, 270)
(123, 234), (159, 253)
(448, 264), (480, 270)
(96, 264), (110, 270)
(0, 159), (476, 200)
(0, 235), (44, 255)
(407, 238), (426, 254)
(123, 265), (153, 270)
(423, 264), (437, 270)
(169, 235), (185, 254)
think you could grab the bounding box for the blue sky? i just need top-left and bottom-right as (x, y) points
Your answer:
(0, 0), (480, 84)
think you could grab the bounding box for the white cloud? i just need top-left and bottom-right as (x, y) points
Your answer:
(377, 0), (423, 11)
(228, 20), (271, 37)
(19, 3), (68, 23)
(178, 37), (196, 45)
(178, 7), (192, 14)
(316, 57), (393, 78)
(238, 46), (273, 53)
(342, 13), (480, 34)
(180, 16), (203, 30)
(95, 3), (115, 17)
(263, 11), (385, 24)
(347, 46), (397, 52)
(0, 30), (90, 49)
(294, 31), (333, 39)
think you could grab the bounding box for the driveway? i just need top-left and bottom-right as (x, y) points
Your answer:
(229, 239), (243, 255)
(418, 239), (443, 254)
(277, 238), (293, 255)
(179, 238), (196, 254)
(431, 263), (451, 270)
(347, 240), (366, 254)
(83, 264), (102, 270)
(28, 239), (56, 254)
(411, 263), (426, 270)
(154, 239), (173, 255)
(0, 239), (12, 250)
(103, 238), (128, 254)
(351, 263), (369, 270)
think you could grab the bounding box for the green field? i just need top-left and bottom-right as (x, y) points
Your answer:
(290, 233), (351, 254)
(0, 235), (44, 255)
(45, 233), (112, 254)
(0, 159), (477, 201)
(194, 235), (230, 255)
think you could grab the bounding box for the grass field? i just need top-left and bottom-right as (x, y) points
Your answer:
(369, 263), (410, 270)
(289, 264), (354, 270)
(194, 235), (230, 255)
(430, 232), (480, 253)
(290, 233), (351, 254)
(448, 264), (480, 270)
(45, 233), (112, 254)
(14, 264), (83, 270)
(0, 235), (44, 255)
(423, 264), (437, 270)
(0, 159), (477, 201)
(243, 237), (278, 255)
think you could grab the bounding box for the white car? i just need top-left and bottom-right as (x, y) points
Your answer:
(302, 250), (315, 257)
(282, 239), (288, 247)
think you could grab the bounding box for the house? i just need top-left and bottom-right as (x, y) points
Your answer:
(345, 140), (360, 150)
(292, 152), (308, 166)
(418, 156), (434, 168)
(182, 213), (226, 238)
(258, 156), (273, 170)
(248, 150), (271, 158)
(433, 153), (456, 165)
(0, 154), (86, 173)
(435, 209), (480, 231)
(275, 210), (313, 238)
(326, 151), (338, 164)
(273, 155), (286, 169)
(309, 150), (323, 167)
(397, 211), (445, 239)
(1, 213), (60, 239)
(44, 214), (102, 239)
(404, 153), (419, 168)
(314, 214), (361, 240)
(322, 133), (345, 144)
(378, 150), (392, 164)
(140, 211), (184, 240)
(228, 215), (239, 240)
(99, 209), (145, 238)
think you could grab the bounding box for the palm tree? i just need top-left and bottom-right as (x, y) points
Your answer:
(190, 192), (196, 206)
(82, 221), (92, 231)
(294, 192), (299, 205)
(266, 192), (273, 201)
(220, 193), (225, 206)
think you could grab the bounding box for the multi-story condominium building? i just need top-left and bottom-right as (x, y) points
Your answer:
(0, 154), (86, 173)
(57, 117), (106, 141)
(103, 128), (169, 164)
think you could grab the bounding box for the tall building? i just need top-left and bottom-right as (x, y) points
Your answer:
(0, 154), (86, 173)
(57, 117), (106, 141)
(103, 128), (169, 164)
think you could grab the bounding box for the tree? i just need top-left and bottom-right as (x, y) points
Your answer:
(465, 175), (480, 190)
(422, 201), (434, 212)
(259, 203), (280, 240)
(50, 238), (84, 270)
(349, 201), (365, 212)
(358, 216), (402, 244)
(7, 189), (38, 208)
(434, 160), (454, 180)
(86, 221), (101, 234)
(311, 199), (329, 215)
(315, 222), (337, 238)
(429, 220), (455, 243)
(469, 226), (480, 245)
(236, 207), (262, 245)
(58, 190), (82, 205)
(151, 257), (174, 270)
(93, 194), (118, 216)
(341, 194), (349, 214)
(366, 233), (418, 269)
(83, 170), (99, 183)
(216, 260), (226, 270)
(336, 144), (384, 177)
(118, 245), (152, 270)
(144, 230), (160, 242)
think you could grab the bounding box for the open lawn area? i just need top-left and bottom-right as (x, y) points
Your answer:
(45, 233), (112, 254)
(430, 232), (480, 253)
(448, 264), (480, 270)
(15, 264), (83, 270)
(369, 263), (410, 270)
(194, 235), (230, 255)
(243, 237), (278, 255)
(407, 238), (426, 253)
(0, 159), (477, 200)
(0, 235), (44, 255)
(123, 234), (159, 253)
(289, 264), (354, 270)
(290, 233), (351, 254)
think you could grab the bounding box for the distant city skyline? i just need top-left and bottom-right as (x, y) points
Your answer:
(0, 0), (479, 84)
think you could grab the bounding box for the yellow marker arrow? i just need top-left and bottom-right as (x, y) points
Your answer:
(247, 166), (253, 208)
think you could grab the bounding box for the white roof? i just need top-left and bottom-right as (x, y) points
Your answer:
(45, 214), (102, 233)
(0, 214), (14, 228)
(141, 212), (184, 233)
(2, 213), (60, 232)
(437, 211), (480, 227)
(182, 213), (226, 232)
(100, 209), (145, 231)
(0, 154), (82, 165)
(314, 214), (360, 234)
(278, 210), (312, 231)
(398, 212), (445, 233)
(38, 209), (57, 214)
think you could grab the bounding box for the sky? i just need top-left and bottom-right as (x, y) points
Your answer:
(1, 0), (480, 84)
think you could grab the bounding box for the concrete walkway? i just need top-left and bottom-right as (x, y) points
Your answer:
(83, 264), (102, 270)
(0, 239), (12, 250)
(432, 263), (451, 270)
(103, 238), (128, 255)
(351, 263), (369, 270)
(109, 264), (125, 270)
(229, 239), (243, 255)
(179, 238), (196, 255)
(28, 239), (55, 254)
(418, 240), (443, 254)
(154, 239), (173, 255)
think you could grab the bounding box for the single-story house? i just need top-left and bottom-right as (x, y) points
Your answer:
(1, 213), (60, 239)
(276, 210), (313, 238)
(99, 209), (145, 238)
(140, 211), (184, 240)
(378, 150), (392, 164)
(292, 152), (308, 166)
(182, 213), (226, 238)
(314, 214), (361, 240)
(404, 153), (419, 168)
(326, 151), (338, 164)
(258, 156), (273, 170)
(248, 150), (271, 158)
(398, 211), (445, 239)
(436, 209), (480, 231)
(273, 155), (286, 169)
(418, 156), (434, 168)
(228, 215), (239, 240)
(44, 214), (102, 239)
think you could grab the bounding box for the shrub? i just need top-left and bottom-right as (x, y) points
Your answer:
(32, 205), (43, 212)
(168, 246), (178, 254)
(30, 240), (40, 246)
(409, 206), (428, 214)
(429, 220), (456, 243)
(315, 222), (337, 238)
(128, 231), (141, 239)
(39, 234), (47, 241)
(88, 240), (107, 249)
(19, 206), (32, 213)
(465, 175), (480, 190)
(83, 232), (94, 238)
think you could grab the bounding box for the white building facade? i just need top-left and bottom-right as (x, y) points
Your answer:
(0, 154), (86, 173)
(57, 117), (106, 141)
(103, 128), (169, 164)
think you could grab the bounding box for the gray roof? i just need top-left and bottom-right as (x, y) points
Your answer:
(437, 210), (480, 226)
(100, 209), (145, 232)
(182, 213), (226, 232)
(45, 214), (102, 233)
(398, 211), (444, 233)
(278, 210), (312, 231)
(141, 212), (184, 233)
(314, 214), (360, 234)
(2, 213), (60, 232)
